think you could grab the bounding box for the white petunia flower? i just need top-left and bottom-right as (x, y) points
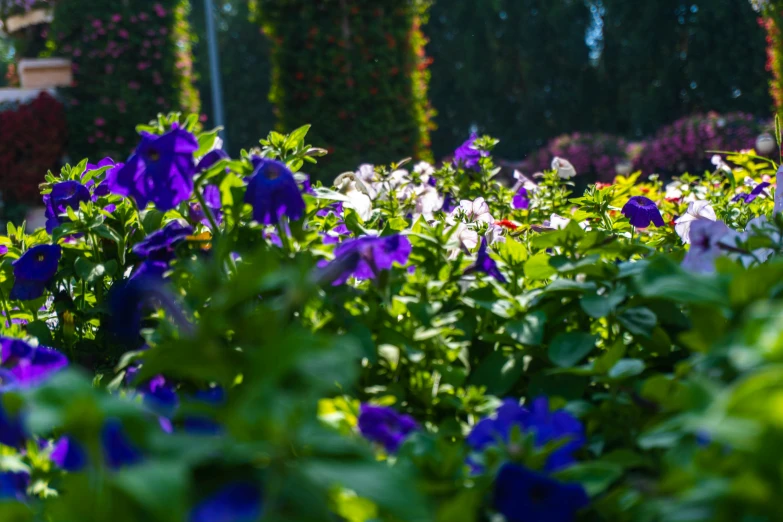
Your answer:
(551, 157), (577, 179)
(674, 201), (717, 244)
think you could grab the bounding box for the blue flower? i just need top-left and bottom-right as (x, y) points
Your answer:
(357, 404), (418, 453)
(454, 133), (489, 171)
(43, 181), (92, 233)
(244, 160), (306, 225)
(141, 375), (179, 416)
(10, 244), (62, 301)
(108, 128), (199, 211)
(322, 235), (412, 286)
(52, 436), (88, 472)
(196, 150), (229, 172)
(190, 185), (223, 226)
(465, 237), (507, 283)
(189, 482), (263, 522)
(133, 220), (193, 262)
(512, 187), (530, 210)
(494, 464), (589, 522)
(468, 397), (585, 472)
(733, 181), (770, 204)
(0, 337), (68, 387)
(101, 419), (143, 470)
(0, 471), (29, 502)
(621, 196), (665, 228)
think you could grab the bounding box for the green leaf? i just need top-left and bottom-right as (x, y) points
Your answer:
(74, 257), (106, 283)
(505, 311), (546, 345)
(617, 307), (657, 337)
(548, 332), (597, 368)
(284, 124), (311, 150)
(524, 252), (556, 280)
(608, 359), (646, 379)
(141, 210), (164, 234)
(469, 352), (525, 395)
(555, 462), (623, 497)
(580, 285), (626, 318)
(498, 239), (527, 265)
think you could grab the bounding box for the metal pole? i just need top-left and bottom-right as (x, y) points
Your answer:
(204, 0), (227, 149)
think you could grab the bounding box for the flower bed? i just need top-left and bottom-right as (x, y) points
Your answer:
(1, 116), (783, 520)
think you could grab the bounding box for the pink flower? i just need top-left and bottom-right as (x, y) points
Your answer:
(112, 14), (122, 23)
(139, 12), (149, 21)
(129, 81), (140, 90)
(118, 29), (129, 39)
(116, 136), (125, 144)
(95, 118), (106, 127)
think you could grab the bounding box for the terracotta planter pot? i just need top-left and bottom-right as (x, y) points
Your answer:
(4, 8), (52, 33)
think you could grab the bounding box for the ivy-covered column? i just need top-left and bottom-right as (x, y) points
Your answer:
(51, 0), (200, 160)
(252, 0), (433, 176)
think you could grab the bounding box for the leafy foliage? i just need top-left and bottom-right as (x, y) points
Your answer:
(4, 110), (783, 520)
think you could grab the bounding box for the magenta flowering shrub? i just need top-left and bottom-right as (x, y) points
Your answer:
(524, 132), (630, 182)
(51, 0), (199, 160)
(633, 112), (765, 175)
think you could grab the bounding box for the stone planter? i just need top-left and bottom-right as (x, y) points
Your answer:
(18, 58), (72, 89)
(4, 8), (52, 33)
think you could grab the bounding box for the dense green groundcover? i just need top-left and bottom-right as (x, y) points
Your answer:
(2, 114), (783, 521)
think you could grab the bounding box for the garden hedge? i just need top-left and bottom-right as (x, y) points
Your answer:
(50, 0), (199, 161)
(251, 0), (434, 177)
(598, 0), (771, 138)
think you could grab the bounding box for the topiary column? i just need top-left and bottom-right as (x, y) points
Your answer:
(252, 0), (433, 177)
(51, 0), (200, 160)
(755, 1), (783, 119)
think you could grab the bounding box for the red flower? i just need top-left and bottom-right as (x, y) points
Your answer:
(495, 220), (519, 231)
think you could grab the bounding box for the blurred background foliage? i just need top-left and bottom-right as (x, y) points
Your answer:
(0, 0), (778, 175)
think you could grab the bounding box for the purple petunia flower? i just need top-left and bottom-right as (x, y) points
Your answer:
(0, 337), (68, 387)
(0, 471), (29, 502)
(52, 436), (88, 472)
(621, 196), (665, 228)
(196, 149), (229, 173)
(133, 221), (193, 262)
(681, 219), (734, 274)
(733, 181), (771, 204)
(323, 235), (412, 286)
(465, 237), (507, 283)
(190, 185), (222, 226)
(108, 128), (199, 211)
(512, 187), (530, 210)
(189, 482), (263, 522)
(454, 133), (489, 171)
(141, 375), (179, 416)
(10, 244), (62, 301)
(357, 404), (418, 453)
(244, 160), (306, 225)
(85, 157), (117, 173)
(101, 419), (143, 470)
(468, 397), (585, 472)
(494, 464), (589, 522)
(43, 181), (92, 233)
